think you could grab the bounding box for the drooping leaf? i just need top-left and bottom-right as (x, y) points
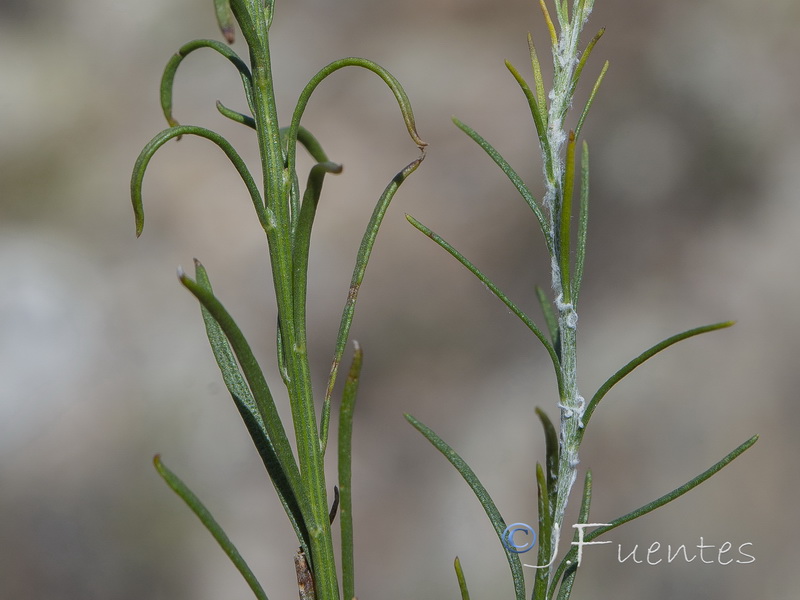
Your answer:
(131, 125), (266, 236)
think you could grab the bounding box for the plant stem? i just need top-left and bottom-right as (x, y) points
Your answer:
(244, 10), (338, 600)
(546, 0), (594, 583)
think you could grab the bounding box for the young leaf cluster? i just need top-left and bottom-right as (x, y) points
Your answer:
(131, 2), (425, 600)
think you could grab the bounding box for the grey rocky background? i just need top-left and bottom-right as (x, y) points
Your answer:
(1, 0), (797, 598)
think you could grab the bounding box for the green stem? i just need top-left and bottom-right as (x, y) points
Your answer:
(242, 8), (337, 599)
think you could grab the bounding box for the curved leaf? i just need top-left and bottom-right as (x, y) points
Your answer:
(285, 56), (427, 222)
(131, 124), (266, 236)
(160, 39), (254, 128)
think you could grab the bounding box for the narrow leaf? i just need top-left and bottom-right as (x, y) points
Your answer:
(453, 117), (551, 253)
(177, 269), (307, 521)
(454, 557), (471, 600)
(535, 286), (560, 352)
(551, 471), (593, 600)
(153, 455), (269, 600)
(406, 414), (526, 600)
(532, 463), (552, 600)
(214, 0), (236, 43)
(539, 0), (558, 47)
(194, 261), (309, 550)
(407, 215), (563, 395)
(558, 131), (577, 304)
(322, 156), (425, 438)
(217, 100), (256, 129)
(548, 436), (757, 598)
(587, 435), (758, 542)
(535, 407), (559, 511)
(292, 160), (344, 372)
(160, 39), (254, 129)
(571, 141), (589, 307)
(286, 56), (427, 210)
(574, 60), (609, 140)
(528, 33), (548, 129)
(506, 60), (552, 179)
(570, 28), (605, 96)
(339, 343), (363, 600)
(582, 322), (735, 432)
(131, 125), (266, 236)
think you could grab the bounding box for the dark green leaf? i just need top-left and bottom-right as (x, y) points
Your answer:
(582, 321), (735, 433)
(131, 125), (265, 236)
(194, 261), (310, 551)
(153, 455), (269, 600)
(407, 215), (563, 395)
(339, 343), (363, 600)
(406, 414), (526, 600)
(453, 118), (551, 253)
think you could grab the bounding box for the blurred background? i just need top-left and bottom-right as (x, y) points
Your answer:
(1, 0), (797, 598)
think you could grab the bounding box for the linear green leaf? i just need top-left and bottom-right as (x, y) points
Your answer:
(548, 436), (757, 599)
(406, 214), (563, 395)
(131, 125), (266, 236)
(292, 160), (344, 365)
(454, 557), (471, 600)
(213, 0), (235, 43)
(452, 117), (551, 254)
(535, 407), (559, 512)
(506, 60), (552, 179)
(558, 131), (577, 304)
(570, 28), (605, 96)
(535, 286), (559, 351)
(532, 463), (552, 600)
(279, 125), (332, 165)
(586, 435), (757, 541)
(582, 321), (735, 432)
(338, 342), (363, 600)
(322, 155), (425, 444)
(153, 455), (269, 600)
(405, 414), (526, 600)
(574, 60), (609, 140)
(551, 471), (592, 600)
(160, 39), (254, 128)
(285, 56), (427, 227)
(539, 0), (558, 47)
(571, 141), (589, 307)
(217, 100), (256, 129)
(528, 33), (548, 129)
(177, 269), (307, 523)
(194, 260), (310, 551)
